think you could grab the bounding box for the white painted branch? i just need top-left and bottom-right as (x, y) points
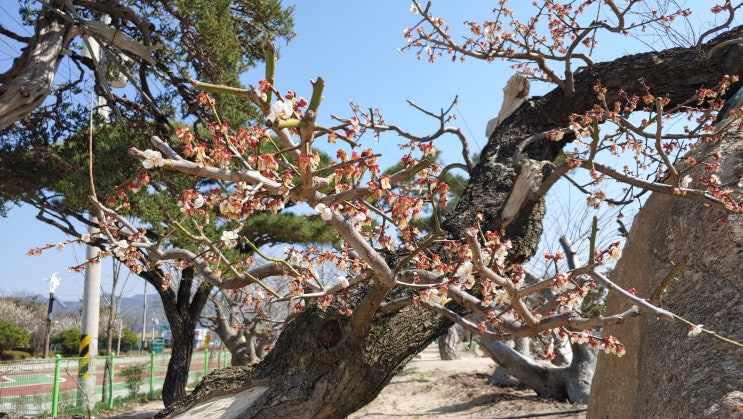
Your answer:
(485, 74), (530, 138)
(81, 19), (162, 65)
(500, 158), (545, 230)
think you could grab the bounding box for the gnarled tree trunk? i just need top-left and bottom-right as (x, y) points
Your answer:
(480, 339), (596, 403)
(0, 0), (75, 131)
(156, 29), (743, 419)
(153, 268), (211, 407)
(588, 125), (743, 418)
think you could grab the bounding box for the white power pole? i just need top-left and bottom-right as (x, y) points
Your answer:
(78, 221), (101, 409)
(77, 16), (110, 407)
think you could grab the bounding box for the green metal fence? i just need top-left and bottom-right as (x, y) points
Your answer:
(0, 348), (231, 417)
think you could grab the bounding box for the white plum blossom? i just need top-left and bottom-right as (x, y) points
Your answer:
(142, 149), (165, 169)
(267, 99), (293, 123)
(557, 292), (584, 313)
(112, 240), (130, 259)
(220, 229), (240, 248)
(492, 239), (512, 269)
(586, 193), (602, 208)
(420, 288), (447, 305)
(510, 269), (526, 289)
(551, 273), (576, 293)
(409, 3), (419, 15)
(252, 86), (268, 103)
(55, 242), (65, 251)
(455, 261), (475, 289)
(351, 212), (367, 229)
(288, 249), (302, 266)
(680, 175), (692, 188)
(570, 331), (590, 345)
(493, 288), (510, 305)
(192, 194), (205, 209)
(338, 276), (350, 288)
(314, 203), (333, 221)
(687, 324), (704, 337)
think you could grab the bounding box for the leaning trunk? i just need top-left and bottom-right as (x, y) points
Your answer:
(480, 340), (596, 403)
(160, 293), (453, 418)
(588, 125), (743, 418)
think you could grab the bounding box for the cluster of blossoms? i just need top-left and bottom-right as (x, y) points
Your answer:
(104, 173), (152, 211)
(337, 292), (353, 316)
(481, 280), (511, 306)
(542, 338), (557, 361)
(562, 330), (626, 357)
(556, 288), (586, 313)
(586, 190), (606, 209)
(418, 285), (449, 306)
(178, 189), (207, 217)
(27, 234), (95, 257)
(474, 228), (512, 272)
(551, 272), (575, 293)
(220, 229), (240, 248)
(109, 238), (144, 274)
(594, 241), (622, 264)
(239, 288), (266, 312)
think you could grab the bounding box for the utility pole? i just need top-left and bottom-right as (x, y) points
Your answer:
(43, 273), (62, 358)
(78, 25), (106, 407)
(77, 221), (101, 409)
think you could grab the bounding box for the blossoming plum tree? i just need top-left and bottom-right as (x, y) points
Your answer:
(122, 3), (743, 413)
(13, 1), (743, 417)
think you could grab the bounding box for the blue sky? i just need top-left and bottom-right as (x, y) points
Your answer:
(0, 1), (729, 299)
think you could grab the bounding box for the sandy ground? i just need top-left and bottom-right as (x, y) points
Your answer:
(105, 345), (587, 418)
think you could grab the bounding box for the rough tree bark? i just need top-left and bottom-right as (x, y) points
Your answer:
(156, 28), (743, 419)
(588, 123), (743, 416)
(150, 267), (212, 407)
(0, 1), (74, 131)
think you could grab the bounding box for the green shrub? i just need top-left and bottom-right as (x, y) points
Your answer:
(0, 321), (30, 352)
(50, 328), (80, 356)
(2, 349), (32, 359)
(121, 363), (147, 398)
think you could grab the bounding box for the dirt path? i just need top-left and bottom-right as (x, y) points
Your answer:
(103, 345), (586, 418)
(349, 345), (586, 418)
